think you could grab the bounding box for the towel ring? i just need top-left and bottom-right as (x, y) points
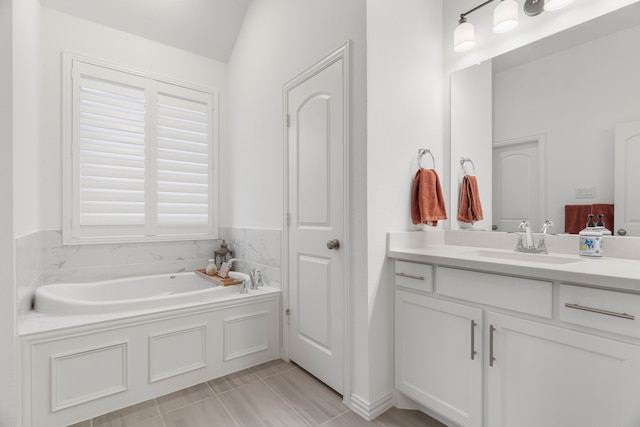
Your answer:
(460, 157), (475, 175)
(419, 149), (435, 169)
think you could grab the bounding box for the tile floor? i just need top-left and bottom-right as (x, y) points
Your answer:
(68, 359), (446, 427)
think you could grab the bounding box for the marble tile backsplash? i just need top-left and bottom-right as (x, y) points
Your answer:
(14, 227), (282, 322)
(222, 227), (282, 288)
(41, 230), (221, 285)
(15, 231), (42, 324)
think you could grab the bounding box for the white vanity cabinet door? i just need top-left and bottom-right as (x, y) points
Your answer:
(395, 290), (483, 427)
(487, 312), (640, 427)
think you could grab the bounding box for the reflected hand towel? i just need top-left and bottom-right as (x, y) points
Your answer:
(411, 168), (448, 226)
(457, 175), (484, 224)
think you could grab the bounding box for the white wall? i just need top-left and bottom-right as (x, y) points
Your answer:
(493, 24), (640, 231)
(0, 0), (15, 423)
(13, 0), (40, 237)
(366, 0), (443, 409)
(39, 7), (229, 232)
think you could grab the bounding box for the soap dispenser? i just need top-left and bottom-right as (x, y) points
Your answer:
(595, 214), (612, 236)
(579, 214), (603, 257)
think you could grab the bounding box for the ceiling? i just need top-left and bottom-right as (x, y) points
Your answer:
(40, 0), (253, 63)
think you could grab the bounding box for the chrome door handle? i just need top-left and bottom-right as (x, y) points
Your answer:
(470, 320), (478, 360)
(565, 303), (635, 320)
(395, 272), (424, 281)
(327, 239), (340, 250)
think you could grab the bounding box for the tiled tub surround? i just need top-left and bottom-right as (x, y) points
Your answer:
(221, 226), (282, 286)
(16, 230), (43, 324)
(15, 227), (282, 326)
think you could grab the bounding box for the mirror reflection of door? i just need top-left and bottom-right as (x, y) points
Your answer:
(615, 121), (640, 237)
(492, 136), (545, 232)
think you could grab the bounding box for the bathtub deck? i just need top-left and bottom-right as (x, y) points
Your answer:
(68, 359), (445, 427)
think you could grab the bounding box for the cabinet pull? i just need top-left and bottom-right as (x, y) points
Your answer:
(489, 325), (496, 367)
(470, 320), (477, 360)
(565, 303), (635, 320)
(395, 272), (424, 281)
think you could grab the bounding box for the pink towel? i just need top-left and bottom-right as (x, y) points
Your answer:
(411, 168), (447, 226)
(457, 175), (484, 224)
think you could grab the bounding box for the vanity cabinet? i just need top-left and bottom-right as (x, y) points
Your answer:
(394, 260), (640, 427)
(395, 289), (483, 427)
(487, 312), (640, 427)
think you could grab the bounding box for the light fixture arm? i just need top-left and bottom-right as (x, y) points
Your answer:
(459, 0), (497, 23)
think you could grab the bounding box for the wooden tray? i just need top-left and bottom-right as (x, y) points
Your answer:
(195, 269), (243, 287)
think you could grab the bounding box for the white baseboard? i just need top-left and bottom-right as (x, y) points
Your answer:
(349, 392), (393, 421)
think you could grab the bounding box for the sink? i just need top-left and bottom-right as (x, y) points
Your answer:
(469, 249), (582, 265)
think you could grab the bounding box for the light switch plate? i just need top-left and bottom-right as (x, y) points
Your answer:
(574, 186), (596, 199)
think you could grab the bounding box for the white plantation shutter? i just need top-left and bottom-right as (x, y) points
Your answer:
(74, 63), (147, 231)
(155, 86), (213, 233)
(65, 57), (217, 243)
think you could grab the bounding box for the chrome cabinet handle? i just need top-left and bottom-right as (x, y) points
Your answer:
(394, 272), (424, 281)
(326, 239), (340, 250)
(489, 325), (496, 367)
(470, 320), (478, 360)
(565, 303), (635, 320)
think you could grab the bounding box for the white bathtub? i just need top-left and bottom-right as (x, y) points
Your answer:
(34, 271), (251, 315)
(23, 271), (281, 427)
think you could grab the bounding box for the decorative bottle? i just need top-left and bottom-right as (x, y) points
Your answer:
(579, 214), (603, 257)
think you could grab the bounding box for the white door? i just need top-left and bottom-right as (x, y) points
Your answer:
(487, 312), (640, 427)
(395, 291), (483, 427)
(492, 137), (544, 232)
(284, 46), (347, 394)
(614, 121), (640, 237)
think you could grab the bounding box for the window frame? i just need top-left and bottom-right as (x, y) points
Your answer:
(62, 52), (219, 245)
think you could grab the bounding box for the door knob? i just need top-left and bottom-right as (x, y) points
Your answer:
(327, 239), (340, 250)
(617, 228), (627, 236)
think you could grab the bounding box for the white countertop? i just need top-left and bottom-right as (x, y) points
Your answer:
(388, 231), (640, 293)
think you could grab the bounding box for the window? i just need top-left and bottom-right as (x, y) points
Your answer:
(63, 54), (218, 244)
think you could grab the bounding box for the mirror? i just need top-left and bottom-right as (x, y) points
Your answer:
(451, 3), (640, 235)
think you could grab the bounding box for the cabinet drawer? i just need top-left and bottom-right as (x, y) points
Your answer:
(437, 267), (552, 318)
(394, 261), (433, 292)
(559, 284), (640, 339)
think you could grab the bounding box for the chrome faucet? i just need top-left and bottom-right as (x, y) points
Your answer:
(520, 221), (535, 250)
(224, 258), (256, 294)
(536, 220), (554, 254)
(515, 220), (552, 254)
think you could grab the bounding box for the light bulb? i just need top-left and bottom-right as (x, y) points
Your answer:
(494, 0), (518, 33)
(544, 0), (573, 11)
(454, 20), (475, 52)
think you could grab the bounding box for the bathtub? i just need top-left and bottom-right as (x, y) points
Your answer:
(34, 271), (252, 315)
(23, 271), (281, 427)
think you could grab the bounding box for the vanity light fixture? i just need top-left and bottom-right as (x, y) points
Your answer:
(494, 0), (519, 33)
(454, 16), (476, 52)
(454, 0), (518, 52)
(544, 0), (573, 11)
(454, 0), (572, 52)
